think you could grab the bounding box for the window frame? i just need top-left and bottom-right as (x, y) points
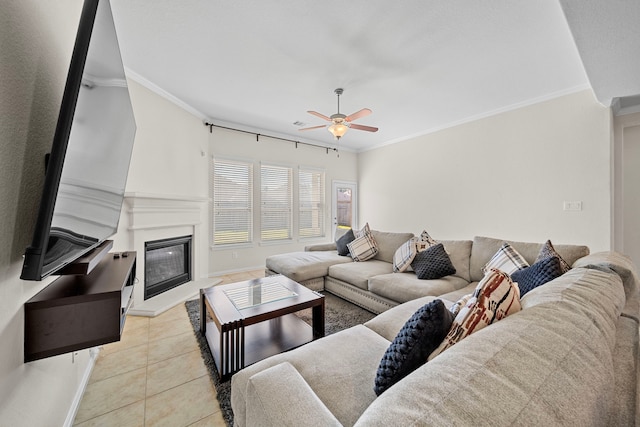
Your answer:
(211, 157), (254, 248)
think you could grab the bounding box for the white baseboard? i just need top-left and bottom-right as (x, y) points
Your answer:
(63, 347), (100, 427)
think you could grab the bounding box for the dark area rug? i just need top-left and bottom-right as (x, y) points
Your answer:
(185, 292), (376, 427)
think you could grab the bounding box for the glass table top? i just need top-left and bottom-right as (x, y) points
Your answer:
(223, 280), (298, 310)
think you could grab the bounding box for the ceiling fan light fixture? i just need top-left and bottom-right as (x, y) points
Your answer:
(328, 123), (348, 140)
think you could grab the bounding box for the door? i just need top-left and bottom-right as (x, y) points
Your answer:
(622, 124), (640, 267)
(331, 181), (357, 239)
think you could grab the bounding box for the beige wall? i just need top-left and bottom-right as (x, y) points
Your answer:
(357, 90), (612, 251)
(209, 127), (358, 273)
(0, 1), (90, 426)
(122, 79), (209, 198)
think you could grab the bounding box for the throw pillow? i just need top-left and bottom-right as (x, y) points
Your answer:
(348, 232), (378, 262)
(416, 229), (438, 252)
(428, 268), (521, 361)
(410, 243), (456, 280)
(535, 239), (571, 274)
(336, 229), (355, 256)
(449, 293), (472, 317)
(355, 222), (371, 238)
(511, 255), (563, 297)
(374, 299), (454, 396)
(483, 242), (529, 275)
(393, 237), (418, 272)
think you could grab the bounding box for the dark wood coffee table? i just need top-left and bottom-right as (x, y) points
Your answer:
(200, 275), (324, 381)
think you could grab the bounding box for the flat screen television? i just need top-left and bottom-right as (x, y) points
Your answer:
(21, 0), (136, 281)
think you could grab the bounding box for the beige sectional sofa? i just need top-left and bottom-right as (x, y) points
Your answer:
(266, 231), (590, 314)
(233, 251), (640, 426)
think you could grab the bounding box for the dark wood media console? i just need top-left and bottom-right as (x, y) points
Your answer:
(24, 242), (136, 362)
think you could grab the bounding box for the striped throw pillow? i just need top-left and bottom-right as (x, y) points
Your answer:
(483, 242), (529, 275)
(348, 231), (378, 262)
(428, 268), (521, 361)
(393, 237), (418, 272)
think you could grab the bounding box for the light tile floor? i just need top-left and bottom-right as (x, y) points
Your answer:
(74, 269), (265, 427)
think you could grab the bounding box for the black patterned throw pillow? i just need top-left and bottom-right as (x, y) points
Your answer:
(374, 299), (454, 396)
(410, 243), (456, 280)
(511, 255), (563, 297)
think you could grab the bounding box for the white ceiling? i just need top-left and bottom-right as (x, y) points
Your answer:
(109, 0), (637, 152)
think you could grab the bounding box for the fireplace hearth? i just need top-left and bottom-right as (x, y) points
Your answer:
(144, 235), (192, 300)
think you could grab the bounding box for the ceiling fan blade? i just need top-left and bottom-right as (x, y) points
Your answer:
(350, 123), (378, 132)
(307, 111), (331, 121)
(345, 108), (372, 122)
(298, 125), (327, 131)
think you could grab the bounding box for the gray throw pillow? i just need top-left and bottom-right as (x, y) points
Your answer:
(374, 299), (453, 396)
(410, 243), (456, 280)
(336, 229), (355, 256)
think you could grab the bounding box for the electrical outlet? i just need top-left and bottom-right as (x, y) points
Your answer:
(563, 201), (583, 211)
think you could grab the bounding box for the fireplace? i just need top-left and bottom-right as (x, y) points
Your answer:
(144, 235), (192, 300)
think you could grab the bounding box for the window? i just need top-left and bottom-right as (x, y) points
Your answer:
(261, 164), (292, 241)
(299, 168), (325, 238)
(211, 159), (253, 245)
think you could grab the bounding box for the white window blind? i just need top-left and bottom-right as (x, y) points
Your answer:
(261, 164), (292, 241)
(212, 159), (253, 245)
(299, 168), (325, 238)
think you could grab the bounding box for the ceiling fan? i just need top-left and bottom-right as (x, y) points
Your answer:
(299, 88), (378, 140)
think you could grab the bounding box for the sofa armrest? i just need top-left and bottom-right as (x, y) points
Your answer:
(245, 362), (343, 427)
(305, 242), (337, 251)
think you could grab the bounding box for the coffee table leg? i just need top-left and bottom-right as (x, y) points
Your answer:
(199, 289), (206, 335)
(312, 297), (325, 339)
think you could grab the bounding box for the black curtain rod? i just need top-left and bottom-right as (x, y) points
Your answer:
(204, 122), (338, 154)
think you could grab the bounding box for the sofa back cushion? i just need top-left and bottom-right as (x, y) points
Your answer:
(371, 230), (415, 263)
(355, 266), (626, 427)
(439, 240), (473, 282)
(469, 236), (589, 282)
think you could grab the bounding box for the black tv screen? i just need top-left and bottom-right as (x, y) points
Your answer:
(21, 0), (136, 281)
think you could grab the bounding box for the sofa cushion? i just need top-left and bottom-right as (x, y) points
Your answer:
(231, 325), (390, 427)
(429, 268), (521, 360)
(365, 296), (445, 342)
(374, 299), (453, 396)
(266, 251), (353, 283)
(348, 232), (379, 262)
(439, 240), (473, 282)
(371, 230), (415, 263)
(336, 229), (355, 256)
(470, 236), (590, 282)
(437, 282), (477, 305)
(411, 243), (456, 280)
(393, 237), (418, 273)
(511, 256), (563, 297)
(536, 239), (571, 273)
(329, 260), (393, 291)
(368, 273), (469, 305)
(483, 242), (529, 275)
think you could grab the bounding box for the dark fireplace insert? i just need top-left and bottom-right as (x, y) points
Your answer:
(144, 235), (192, 300)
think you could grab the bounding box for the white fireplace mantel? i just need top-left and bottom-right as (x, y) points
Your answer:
(122, 192), (219, 316)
